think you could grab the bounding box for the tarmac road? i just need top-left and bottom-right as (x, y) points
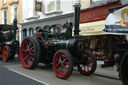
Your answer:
(0, 58), (122, 85)
(0, 60), (45, 85)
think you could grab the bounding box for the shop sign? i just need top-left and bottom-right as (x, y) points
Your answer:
(104, 6), (128, 34)
(35, 1), (42, 12)
(80, 2), (120, 23)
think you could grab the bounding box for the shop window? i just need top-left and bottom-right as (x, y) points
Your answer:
(90, 0), (118, 7)
(1, 10), (7, 24)
(29, 28), (34, 36)
(44, 0), (60, 14)
(23, 29), (27, 39)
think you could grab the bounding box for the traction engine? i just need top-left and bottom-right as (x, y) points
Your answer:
(0, 19), (19, 62)
(20, 2), (97, 79)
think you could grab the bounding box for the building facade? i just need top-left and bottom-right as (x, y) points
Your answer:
(21, 0), (75, 22)
(20, 0), (91, 42)
(0, 0), (22, 24)
(21, 0), (84, 41)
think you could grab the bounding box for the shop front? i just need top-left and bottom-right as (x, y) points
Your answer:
(79, 0), (122, 66)
(104, 4), (128, 85)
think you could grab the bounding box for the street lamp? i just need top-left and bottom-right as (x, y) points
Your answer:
(73, 0), (81, 37)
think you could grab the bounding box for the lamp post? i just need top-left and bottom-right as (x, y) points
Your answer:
(73, 0), (81, 37)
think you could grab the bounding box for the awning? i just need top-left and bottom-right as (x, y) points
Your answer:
(80, 20), (105, 36)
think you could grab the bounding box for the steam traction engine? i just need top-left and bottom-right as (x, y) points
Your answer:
(20, 3), (97, 79)
(0, 19), (19, 62)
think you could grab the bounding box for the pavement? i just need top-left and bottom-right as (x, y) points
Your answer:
(94, 61), (119, 80)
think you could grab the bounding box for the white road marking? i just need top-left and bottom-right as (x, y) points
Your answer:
(9, 69), (49, 85)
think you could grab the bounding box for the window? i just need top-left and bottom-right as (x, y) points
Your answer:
(23, 29), (27, 39)
(29, 28), (34, 36)
(44, 0), (60, 14)
(22, 0), (37, 19)
(1, 10), (7, 24)
(3, 0), (6, 4)
(90, 0), (118, 7)
(11, 5), (18, 24)
(36, 26), (41, 32)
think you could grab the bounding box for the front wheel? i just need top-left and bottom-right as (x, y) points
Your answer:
(77, 50), (97, 75)
(53, 49), (73, 79)
(2, 46), (10, 62)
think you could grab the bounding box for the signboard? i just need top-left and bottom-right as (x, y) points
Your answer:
(104, 6), (128, 34)
(35, 1), (42, 12)
(80, 2), (120, 23)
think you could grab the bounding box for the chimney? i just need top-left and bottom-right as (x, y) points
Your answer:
(73, 0), (81, 37)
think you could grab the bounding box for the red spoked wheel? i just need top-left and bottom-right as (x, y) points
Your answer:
(77, 50), (97, 75)
(20, 37), (41, 69)
(53, 49), (73, 79)
(2, 46), (10, 62)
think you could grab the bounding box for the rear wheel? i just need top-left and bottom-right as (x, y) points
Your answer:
(20, 37), (41, 69)
(2, 46), (10, 62)
(77, 50), (97, 75)
(53, 49), (73, 79)
(120, 52), (128, 85)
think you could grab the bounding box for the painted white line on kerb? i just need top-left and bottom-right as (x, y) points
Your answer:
(9, 69), (49, 85)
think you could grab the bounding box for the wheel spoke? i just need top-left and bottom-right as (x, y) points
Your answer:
(30, 55), (34, 62)
(59, 66), (63, 73)
(27, 59), (32, 65)
(64, 65), (68, 73)
(81, 65), (85, 68)
(59, 56), (62, 62)
(23, 49), (27, 52)
(30, 52), (34, 56)
(84, 66), (86, 71)
(29, 47), (34, 51)
(63, 58), (68, 62)
(24, 55), (29, 61)
(87, 66), (89, 72)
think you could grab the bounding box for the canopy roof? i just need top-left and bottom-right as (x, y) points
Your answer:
(80, 20), (105, 36)
(0, 24), (14, 31)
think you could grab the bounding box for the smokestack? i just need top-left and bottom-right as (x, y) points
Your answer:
(73, 0), (81, 37)
(13, 18), (17, 40)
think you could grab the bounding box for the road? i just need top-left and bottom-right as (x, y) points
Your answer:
(0, 59), (45, 85)
(0, 58), (122, 85)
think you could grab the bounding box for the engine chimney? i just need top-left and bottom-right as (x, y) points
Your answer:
(13, 18), (17, 40)
(73, 0), (81, 37)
